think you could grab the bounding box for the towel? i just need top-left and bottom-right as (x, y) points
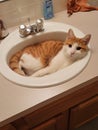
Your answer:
(67, 0), (98, 16)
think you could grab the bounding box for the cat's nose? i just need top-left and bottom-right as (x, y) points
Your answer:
(71, 52), (75, 56)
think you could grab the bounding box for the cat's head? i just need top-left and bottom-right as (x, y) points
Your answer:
(64, 29), (91, 61)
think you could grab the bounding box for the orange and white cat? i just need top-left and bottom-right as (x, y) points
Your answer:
(9, 29), (91, 77)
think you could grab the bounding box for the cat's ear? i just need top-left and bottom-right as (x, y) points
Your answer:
(82, 34), (91, 45)
(66, 29), (75, 40)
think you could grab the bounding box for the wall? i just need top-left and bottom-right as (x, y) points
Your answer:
(88, 0), (98, 6)
(0, 0), (66, 28)
(0, 0), (98, 28)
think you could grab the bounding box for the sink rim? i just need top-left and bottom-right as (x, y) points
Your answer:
(0, 22), (91, 88)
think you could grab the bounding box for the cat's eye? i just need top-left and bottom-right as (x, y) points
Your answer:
(68, 44), (72, 48)
(76, 46), (81, 50)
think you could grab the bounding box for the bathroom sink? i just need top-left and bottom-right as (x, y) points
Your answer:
(0, 22), (91, 87)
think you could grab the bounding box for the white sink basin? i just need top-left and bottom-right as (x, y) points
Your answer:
(0, 22), (91, 87)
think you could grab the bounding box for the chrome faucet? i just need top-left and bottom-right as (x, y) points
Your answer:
(19, 18), (44, 38)
(0, 19), (9, 40)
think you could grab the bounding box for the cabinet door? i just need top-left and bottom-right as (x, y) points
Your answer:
(32, 119), (56, 130)
(32, 112), (68, 130)
(0, 124), (16, 130)
(69, 96), (98, 130)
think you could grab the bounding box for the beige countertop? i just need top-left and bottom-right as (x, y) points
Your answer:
(0, 10), (98, 127)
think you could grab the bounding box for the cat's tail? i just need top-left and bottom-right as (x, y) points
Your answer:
(9, 51), (25, 76)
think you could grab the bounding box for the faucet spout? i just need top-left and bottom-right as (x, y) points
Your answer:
(19, 18), (44, 38)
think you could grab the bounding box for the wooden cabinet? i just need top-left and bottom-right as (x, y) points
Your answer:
(0, 124), (16, 130)
(8, 112), (68, 130)
(25, 112), (68, 130)
(32, 119), (56, 130)
(32, 114), (68, 130)
(69, 95), (98, 130)
(0, 78), (98, 130)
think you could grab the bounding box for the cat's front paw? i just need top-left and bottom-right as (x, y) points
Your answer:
(31, 68), (49, 77)
(31, 71), (48, 77)
(31, 72), (44, 77)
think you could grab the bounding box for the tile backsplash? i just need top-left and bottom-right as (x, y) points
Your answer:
(0, 0), (66, 28)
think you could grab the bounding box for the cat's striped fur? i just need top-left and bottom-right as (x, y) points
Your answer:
(9, 29), (91, 77)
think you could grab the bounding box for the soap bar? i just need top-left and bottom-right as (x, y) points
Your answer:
(43, 0), (54, 20)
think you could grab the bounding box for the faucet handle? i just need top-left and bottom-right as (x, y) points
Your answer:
(18, 18), (44, 37)
(19, 24), (27, 37)
(36, 18), (44, 32)
(19, 24), (31, 37)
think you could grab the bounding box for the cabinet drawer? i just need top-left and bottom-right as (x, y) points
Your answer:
(32, 112), (68, 130)
(69, 95), (98, 130)
(0, 124), (16, 130)
(32, 119), (56, 130)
